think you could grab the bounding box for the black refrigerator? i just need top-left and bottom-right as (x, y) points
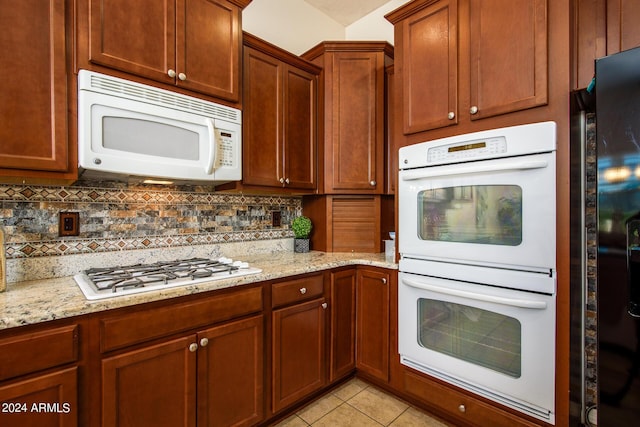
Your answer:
(595, 46), (640, 426)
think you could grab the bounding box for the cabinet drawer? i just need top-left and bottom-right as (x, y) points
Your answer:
(403, 369), (540, 427)
(0, 324), (79, 381)
(101, 285), (263, 352)
(271, 274), (324, 308)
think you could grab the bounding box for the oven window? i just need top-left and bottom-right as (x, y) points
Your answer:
(417, 298), (522, 378)
(418, 185), (522, 245)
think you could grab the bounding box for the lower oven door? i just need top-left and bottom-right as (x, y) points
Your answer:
(398, 271), (556, 423)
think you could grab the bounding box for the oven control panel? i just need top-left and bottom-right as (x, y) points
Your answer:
(426, 136), (507, 164)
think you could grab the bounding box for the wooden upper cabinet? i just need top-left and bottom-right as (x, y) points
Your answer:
(606, 0), (640, 53)
(232, 33), (319, 193)
(284, 65), (317, 190)
(468, 0), (548, 120)
(87, 0), (248, 102)
(303, 42), (393, 194)
(387, 0), (548, 134)
(572, 0), (640, 90)
(399, 0), (458, 134)
(0, 0), (76, 182)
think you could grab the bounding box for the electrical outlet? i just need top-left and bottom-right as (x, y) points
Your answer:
(272, 211), (281, 227)
(59, 212), (80, 237)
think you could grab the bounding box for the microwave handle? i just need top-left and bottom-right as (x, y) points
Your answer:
(401, 277), (548, 309)
(205, 118), (217, 175)
(401, 160), (549, 181)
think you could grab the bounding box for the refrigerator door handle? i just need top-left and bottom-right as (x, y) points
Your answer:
(627, 217), (640, 318)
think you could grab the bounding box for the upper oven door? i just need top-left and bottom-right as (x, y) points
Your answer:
(399, 151), (556, 272)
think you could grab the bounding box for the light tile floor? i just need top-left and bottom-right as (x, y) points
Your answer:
(272, 378), (455, 427)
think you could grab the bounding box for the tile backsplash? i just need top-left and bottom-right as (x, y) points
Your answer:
(0, 180), (300, 282)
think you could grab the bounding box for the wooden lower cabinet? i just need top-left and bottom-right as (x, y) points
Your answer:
(402, 369), (541, 427)
(101, 315), (264, 427)
(0, 367), (78, 427)
(101, 335), (197, 427)
(0, 320), (81, 427)
(356, 267), (390, 383)
(198, 315), (264, 427)
(272, 297), (327, 413)
(329, 269), (356, 382)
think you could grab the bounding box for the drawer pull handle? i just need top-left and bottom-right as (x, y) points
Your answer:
(189, 343), (198, 352)
(458, 404), (466, 413)
(200, 338), (209, 347)
(299, 287), (307, 294)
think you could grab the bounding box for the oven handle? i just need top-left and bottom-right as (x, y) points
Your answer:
(401, 277), (548, 309)
(401, 160), (549, 181)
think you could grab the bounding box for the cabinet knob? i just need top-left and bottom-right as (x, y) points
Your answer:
(189, 343), (198, 352)
(458, 404), (466, 413)
(370, 180), (376, 186)
(299, 287), (307, 294)
(321, 302), (328, 309)
(200, 338), (209, 347)
(381, 278), (387, 284)
(178, 72), (187, 81)
(448, 111), (455, 120)
(470, 106), (478, 115)
(279, 178), (285, 184)
(285, 178), (290, 184)
(168, 69), (177, 78)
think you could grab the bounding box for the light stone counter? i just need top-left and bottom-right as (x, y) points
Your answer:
(0, 251), (396, 330)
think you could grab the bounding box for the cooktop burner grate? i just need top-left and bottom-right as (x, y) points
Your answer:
(74, 257), (262, 300)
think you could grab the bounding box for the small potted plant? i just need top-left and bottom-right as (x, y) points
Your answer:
(292, 215), (312, 253)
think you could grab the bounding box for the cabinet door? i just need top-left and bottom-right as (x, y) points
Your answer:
(606, 0), (640, 53)
(572, 0), (607, 90)
(272, 298), (326, 413)
(469, 0), (548, 120)
(0, 0), (71, 175)
(0, 367), (77, 427)
(242, 46), (283, 188)
(329, 269), (356, 382)
(177, 0), (241, 101)
(102, 335), (197, 427)
(89, 0), (176, 84)
(197, 315), (264, 427)
(326, 51), (384, 193)
(283, 65), (317, 190)
(400, 0), (458, 134)
(356, 268), (390, 382)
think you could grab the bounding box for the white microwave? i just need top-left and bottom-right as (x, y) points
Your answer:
(78, 70), (242, 185)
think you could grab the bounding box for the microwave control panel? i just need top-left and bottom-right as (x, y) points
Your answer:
(426, 136), (507, 164)
(217, 131), (235, 168)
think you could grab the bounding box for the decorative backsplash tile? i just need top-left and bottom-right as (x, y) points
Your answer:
(0, 180), (300, 259)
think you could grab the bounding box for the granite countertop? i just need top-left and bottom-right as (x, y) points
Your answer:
(0, 251), (396, 331)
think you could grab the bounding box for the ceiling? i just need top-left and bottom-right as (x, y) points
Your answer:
(302, 0), (392, 26)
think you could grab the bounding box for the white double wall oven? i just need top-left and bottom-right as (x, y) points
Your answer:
(398, 122), (557, 424)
